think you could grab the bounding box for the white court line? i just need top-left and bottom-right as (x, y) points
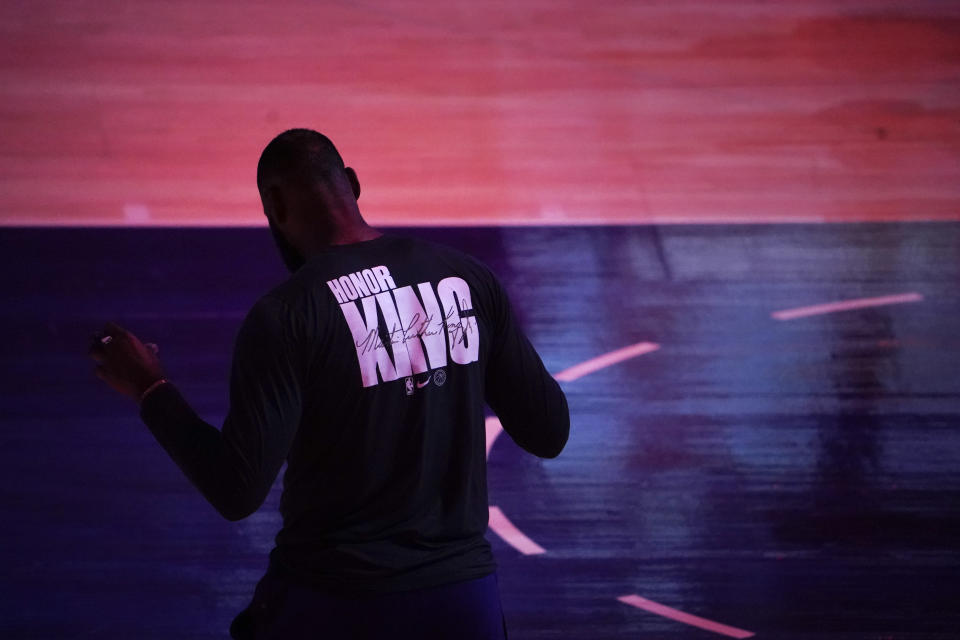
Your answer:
(485, 342), (659, 555)
(486, 417), (546, 555)
(554, 342), (660, 382)
(487, 506), (546, 555)
(618, 595), (755, 638)
(485, 416), (504, 459)
(771, 292), (923, 320)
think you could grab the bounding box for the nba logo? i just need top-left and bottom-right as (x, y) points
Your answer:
(405, 377), (414, 396)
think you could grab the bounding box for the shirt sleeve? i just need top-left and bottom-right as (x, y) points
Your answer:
(139, 295), (304, 521)
(483, 272), (569, 459)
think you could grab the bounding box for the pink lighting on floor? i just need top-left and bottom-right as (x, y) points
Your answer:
(554, 342), (660, 382)
(772, 293), (923, 320)
(487, 506), (547, 556)
(485, 416), (504, 460)
(617, 594), (755, 638)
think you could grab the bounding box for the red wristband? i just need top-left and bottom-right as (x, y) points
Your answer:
(139, 378), (169, 403)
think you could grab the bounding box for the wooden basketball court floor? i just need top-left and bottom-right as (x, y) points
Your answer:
(2, 1), (960, 638)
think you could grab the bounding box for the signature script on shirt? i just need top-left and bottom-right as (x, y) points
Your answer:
(356, 307), (475, 355)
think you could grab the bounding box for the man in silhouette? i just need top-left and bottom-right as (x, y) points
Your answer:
(88, 128), (569, 639)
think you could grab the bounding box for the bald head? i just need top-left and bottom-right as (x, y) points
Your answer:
(256, 128), (378, 272)
(256, 128), (350, 195)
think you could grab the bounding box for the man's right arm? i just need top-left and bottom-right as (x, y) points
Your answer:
(483, 275), (569, 459)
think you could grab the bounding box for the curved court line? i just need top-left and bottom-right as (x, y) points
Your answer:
(617, 595), (755, 638)
(486, 341), (659, 556)
(771, 292), (923, 321)
(554, 341), (660, 382)
(490, 342), (756, 635)
(485, 416), (504, 459)
(487, 506), (546, 555)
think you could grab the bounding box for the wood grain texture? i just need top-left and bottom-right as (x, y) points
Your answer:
(0, 1), (958, 226)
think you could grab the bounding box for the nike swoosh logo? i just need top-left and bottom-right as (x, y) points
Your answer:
(416, 378), (431, 389)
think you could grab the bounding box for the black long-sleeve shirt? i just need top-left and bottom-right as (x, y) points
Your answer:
(139, 233), (569, 595)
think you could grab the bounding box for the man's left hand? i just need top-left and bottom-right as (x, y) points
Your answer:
(89, 322), (165, 401)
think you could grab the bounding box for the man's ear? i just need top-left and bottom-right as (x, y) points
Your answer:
(345, 167), (361, 200)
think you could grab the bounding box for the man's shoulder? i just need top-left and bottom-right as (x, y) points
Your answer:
(399, 234), (498, 281)
(340, 232), (500, 285)
(257, 233), (501, 311)
(253, 274), (311, 323)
